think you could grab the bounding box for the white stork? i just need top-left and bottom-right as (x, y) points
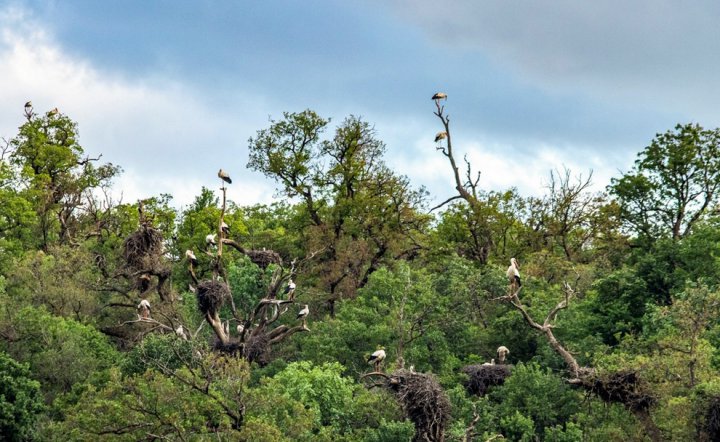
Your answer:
(137, 299), (151, 319)
(297, 304), (309, 321)
(432, 92), (447, 101)
(24, 101), (32, 108)
(284, 279), (297, 300)
(507, 258), (522, 292)
(221, 221), (230, 235)
(48, 107), (59, 116)
(435, 131), (448, 143)
(482, 358), (495, 366)
(218, 169), (232, 184)
(185, 249), (198, 266)
(497, 346), (510, 364)
(367, 346), (387, 372)
(205, 233), (217, 247)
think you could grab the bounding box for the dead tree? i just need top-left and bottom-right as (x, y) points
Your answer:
(190, 183), (312, 363)
(432, 98), (493, 264)
(496, 285), (663, 441)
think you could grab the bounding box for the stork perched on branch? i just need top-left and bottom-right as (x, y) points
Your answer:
(432, 92), (447, 101)
(297, 304), (309, 323)
(507, 258), (522, 292)
(284, 279), (297, 300)
(367, 346), (387, 372)
(137, 299), (151, 319)
(205, 233), (217, 247)
(221, 221), (230, 235)
(434, 131), (448, 143)
(218, 169), (232, 185)
(185, 249), (198, 266)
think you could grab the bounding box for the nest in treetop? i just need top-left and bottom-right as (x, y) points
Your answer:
(581, 370), (656, 412)
(196, 280), (230, 316)
(242, 333), (270, 365)
(245, 249), (282, 269)
(122, 225), (165, 270)
(385, 369), (451, 442)
(462, 364), (513, 397)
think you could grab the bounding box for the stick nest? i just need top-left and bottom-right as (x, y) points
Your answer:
(122, 225), (165, 271)
(242, 333), (270, 365)
(245, 249), (282, 269)
(385, 369), (451, 442)
(581, 370), (655, 412)
(196, 280), (230, 316)
(462, 364), (512, 396)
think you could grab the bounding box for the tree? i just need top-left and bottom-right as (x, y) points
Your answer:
(8, 105), (121, 249)
(610, 123), (720, 241)
(248, 111), (428, 315)
(0, 351), (44, 441)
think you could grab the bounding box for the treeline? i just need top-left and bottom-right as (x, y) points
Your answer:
(2, 102), (720, 441)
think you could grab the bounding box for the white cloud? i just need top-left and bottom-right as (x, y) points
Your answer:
(0, 5), (275, 208)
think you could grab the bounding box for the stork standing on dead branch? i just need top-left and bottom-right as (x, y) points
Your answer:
(206, 233), (217, 247)
(507, 258), (522, 292)
(432, 92), (447, 101)
(218, 169), (232, 185)
(497, 346), (510, 364)
(284, 279), (297, 300)
(137, 299), (151, 319)
(435, 131), (448, 143)
(368, 346), (387, 372)
(296, 304), (309, 324)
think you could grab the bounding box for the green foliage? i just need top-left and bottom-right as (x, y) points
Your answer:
(0, 351), (44, 441)
(121, 332), (195, 377)
(610, 123), (720, 241)
(0, 306), (119, 401)
(490, 362), (580, 435)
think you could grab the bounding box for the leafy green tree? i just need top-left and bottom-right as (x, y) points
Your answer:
(0, 351), (44, 441)
(0, 306), (118, 401)
(9, 107), (121, 249)
(490, 363), (580, 435)
(248, 111), (429, 314)
(610, 123), (720, 241)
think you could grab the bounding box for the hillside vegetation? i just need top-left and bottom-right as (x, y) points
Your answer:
(2, 101), (720, 441)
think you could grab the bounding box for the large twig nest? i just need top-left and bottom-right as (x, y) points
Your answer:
(245, 249), (282, 269)
(462, 364), (512, 396)
(385, 369), (451, 442)
(242, 333), (270, 365)
(196, 280), (230, 316)
(122, 225), (164, 270)
(580, 370), (655, 412)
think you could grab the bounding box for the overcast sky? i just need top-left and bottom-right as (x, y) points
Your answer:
(2, 1), (719, 208)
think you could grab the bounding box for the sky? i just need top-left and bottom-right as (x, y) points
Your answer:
(1, 0), (719, 209)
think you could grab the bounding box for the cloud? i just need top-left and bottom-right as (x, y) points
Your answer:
(0, 5), (275, 208)
(376, 0), (720, 124)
